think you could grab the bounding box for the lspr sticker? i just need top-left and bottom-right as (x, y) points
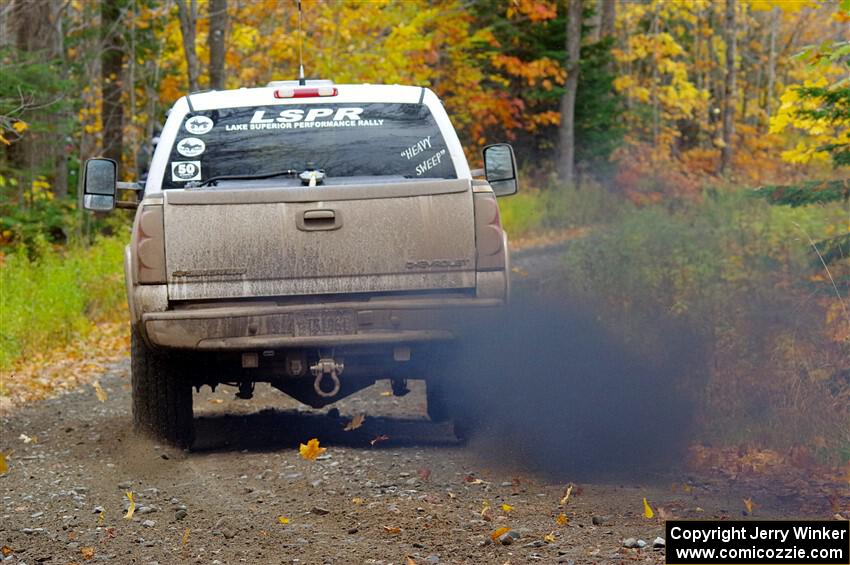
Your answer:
(184, 116), (213, 135)
(177, 137), (205, 157)
(171, 161), (201, 182)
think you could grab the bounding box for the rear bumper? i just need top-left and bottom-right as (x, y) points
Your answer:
(141, 296), (503, 351)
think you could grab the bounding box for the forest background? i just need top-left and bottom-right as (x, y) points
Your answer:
(0, 0), (848, 469)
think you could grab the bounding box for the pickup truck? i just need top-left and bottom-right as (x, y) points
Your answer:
(81, 81), (518, 447)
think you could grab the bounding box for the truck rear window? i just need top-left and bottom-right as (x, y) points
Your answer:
(162, 102), (456, 188)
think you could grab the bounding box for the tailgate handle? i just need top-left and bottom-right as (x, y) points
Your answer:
(298, 209), (342, 231)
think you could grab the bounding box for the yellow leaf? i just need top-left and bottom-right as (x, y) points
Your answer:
(556, 513), (568, 525)
(559, 484), (573, 506)
(98, 510), (104, 523)
(277, 516), (290, 524)
(182, 527), (190, 545)
(481, 500), (493, 521)
(351, 497), (365, 505)
(380, 391), (392, 397)
(344, 413), (365, 431)
(642, 497), (654, 519)
(1, 546), (11, 557)
(299, 438), (327, 461)
(80, 546), (95, 560)
(501, 503), (513, 513)
(124, 491), (135, 519)
(490, 526), (510, 541)
(383, 525), (401, 534)
(12, 121), (28, 133)
(743, 498), (754, 514)
(543, 531), (556, 543)
(406, 557), (417, 565)
(93, 381), (107, 402)
(0, 453), (7, 474)
(0, 135), (9, 146)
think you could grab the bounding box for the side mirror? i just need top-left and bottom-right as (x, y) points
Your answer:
(81, 158), (117, 211)
(483, 143), (518, 197)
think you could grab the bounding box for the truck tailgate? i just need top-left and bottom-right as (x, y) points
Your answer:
(162, 179), (476, 301)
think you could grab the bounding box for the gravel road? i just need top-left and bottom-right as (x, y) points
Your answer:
(0, 246), (835, 565)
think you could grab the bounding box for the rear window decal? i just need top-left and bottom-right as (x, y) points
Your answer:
(185, 116), (213, 135)
(171, 161), (201, 181)
(177, 137), (206, 157)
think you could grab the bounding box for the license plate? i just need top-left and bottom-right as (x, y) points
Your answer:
(291, 311), (356, 337)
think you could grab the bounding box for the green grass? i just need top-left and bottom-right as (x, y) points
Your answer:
(0, 236), (127, 369)
(499, 181), (630, 239)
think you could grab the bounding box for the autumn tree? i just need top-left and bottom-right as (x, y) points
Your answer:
(558, 0), (582, 184)
(175, 0), (200, 92)
(208, 0), (227, 90)
(719, 0), (736, 173)
(101, 0), (125, 167)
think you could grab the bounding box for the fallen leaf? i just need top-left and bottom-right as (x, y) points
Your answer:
(124, 491), (135, 520)
(380, 391), (392, 397)
(344, 414), (365, 431)
(208, 398), (223, 404)
(351, 497), (365, 505)
(682, 483), (694, 494)
(98, 510), (104, 523)
(1, 546), (12, 557)
(559, 483), (574, 506)
(277, 516), (290, 524)
(501, 503), (513, 514)
(182, 528), (190, 545)
(299, 438), (327, 461)
(383, 525), (401, 534)
(406, 557), (417, 565)
(556, 513), (568, 525)
(80, 546), (95, 560)
(642, 497), (654, 519)
(370, 434), (390, 446)
(18, 434), (36, 444)
(481, 500), (493, 521)
(544, 531), (557, 543)
(417, 467), (431, 482)
(490, 527), (510, 541)
(93, 381), (107, 402)
(464, 475), (486, 485)
(743, 497), (754, 514)
(0, 453), (7, 474)
(511, 266), (529, 277)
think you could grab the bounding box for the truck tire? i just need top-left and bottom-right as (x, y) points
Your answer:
(131, 326), (194, 448)
(426, 379), (471, 440)
(426, 379), (451, 423)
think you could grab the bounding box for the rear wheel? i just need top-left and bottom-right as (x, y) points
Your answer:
(131, 326), (195, 448)
(426, 378), (471, 440)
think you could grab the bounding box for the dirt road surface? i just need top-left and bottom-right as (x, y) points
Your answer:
(1, 247), (839, 565)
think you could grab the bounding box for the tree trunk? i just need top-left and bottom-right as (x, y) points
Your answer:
(101, 0), (125, 168)
(558, 0), (582, 185)
(765, 7), (779, 121)
(600, 0), (616, 38)
(208, 0), (227, 90)
(9, 0), (65, 197)
(720, 0), (736, 174)
(176, 0), (200, 92)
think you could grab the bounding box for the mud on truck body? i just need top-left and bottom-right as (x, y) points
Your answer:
(81, 81), (518, 447)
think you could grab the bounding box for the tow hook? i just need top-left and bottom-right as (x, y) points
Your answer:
(311, 358), (343, 398)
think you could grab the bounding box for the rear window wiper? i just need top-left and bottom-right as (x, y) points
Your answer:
(193, 169), (299, 187)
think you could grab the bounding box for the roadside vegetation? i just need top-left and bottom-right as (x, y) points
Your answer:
(0, 236), (126, 371)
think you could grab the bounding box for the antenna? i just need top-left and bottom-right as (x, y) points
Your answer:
(297, 0), (305, 85)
